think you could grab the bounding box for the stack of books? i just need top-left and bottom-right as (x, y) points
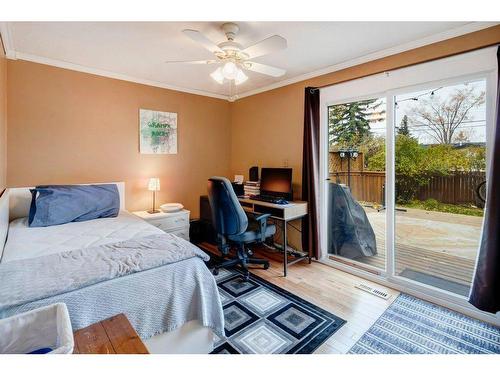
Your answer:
(243, 181), (260, 197)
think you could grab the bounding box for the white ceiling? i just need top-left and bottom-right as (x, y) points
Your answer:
(1, 22), (497, 100)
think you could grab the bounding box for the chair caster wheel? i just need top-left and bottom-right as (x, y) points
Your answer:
(212, 268), (219, 276)
(264, 264), (269, 270)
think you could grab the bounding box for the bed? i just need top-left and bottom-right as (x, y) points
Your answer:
(0, 183), (224, 354)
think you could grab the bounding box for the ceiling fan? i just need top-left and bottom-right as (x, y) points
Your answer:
(166, 23), (287, 85)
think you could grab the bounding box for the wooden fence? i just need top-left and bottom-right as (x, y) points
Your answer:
(331, 171), (386, 204)
(330, 171), (485, 205)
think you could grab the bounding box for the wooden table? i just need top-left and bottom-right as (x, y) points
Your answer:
(73, 314), (149, 354)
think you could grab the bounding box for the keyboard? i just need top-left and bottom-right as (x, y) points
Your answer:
(250, 195), (289, 205)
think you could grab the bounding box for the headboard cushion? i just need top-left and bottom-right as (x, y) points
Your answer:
(8, 182), (125, 222)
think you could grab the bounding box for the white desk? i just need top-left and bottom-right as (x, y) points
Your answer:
(238, 198), (310, 276)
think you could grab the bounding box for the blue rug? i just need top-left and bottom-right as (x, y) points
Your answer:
(349, 293), (500, 354)
(211, 268), (346, 354)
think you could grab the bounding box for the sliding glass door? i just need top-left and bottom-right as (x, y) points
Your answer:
(319, 47), (497, 315)
(393, 78), (487, 296)
(326, 97), (386, 273)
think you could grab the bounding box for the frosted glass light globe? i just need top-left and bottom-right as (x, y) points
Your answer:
(235, 69), (248, 85)
(222, 62), (238, 79)
(210, 67), (225, 84)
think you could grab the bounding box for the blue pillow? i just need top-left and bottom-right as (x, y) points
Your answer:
(28, 184), (120, 227)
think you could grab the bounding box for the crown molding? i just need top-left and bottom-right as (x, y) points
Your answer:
(1, 21), (498, 102)
(13, 52), (230, 100)
(0, 22), (17, 59)
(234, 22), (499, 100)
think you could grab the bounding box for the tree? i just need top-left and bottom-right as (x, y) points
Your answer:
(398, 115), (410, 136)
(366, 135), (427, 201)
(366, 135), (462, 203)
(459, 146), (486, 172)
(365, 141), (386, 172)
(408, 87), (485, 144)
(358, 135), (385, 171)
(328, 99), (385, 147)
(394, 135), (430, 202)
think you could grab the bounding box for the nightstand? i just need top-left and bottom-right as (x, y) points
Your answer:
(133, 209), (190, 241)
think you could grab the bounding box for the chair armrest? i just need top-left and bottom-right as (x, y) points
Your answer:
(248, 213), (271, 222)
(247, 212), (271, 242)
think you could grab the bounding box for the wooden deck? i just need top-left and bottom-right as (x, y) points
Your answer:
(355, 242), (475, 294)
(331, 208), (480, 296)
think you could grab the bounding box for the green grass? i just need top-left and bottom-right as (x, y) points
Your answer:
(398, 199), (484, 217)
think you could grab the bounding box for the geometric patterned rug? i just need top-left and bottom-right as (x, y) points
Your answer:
(348, 293), (500, 354)
(211, 268), (346, 354)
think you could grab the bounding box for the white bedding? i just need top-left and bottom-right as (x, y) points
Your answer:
(1, 211), (162, 263)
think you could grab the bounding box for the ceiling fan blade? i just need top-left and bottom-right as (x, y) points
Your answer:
(243, 62), (286, 77)
(241, 35), (287, 59)
(164, 59), (218, 64)
(182, 29), (223, 54)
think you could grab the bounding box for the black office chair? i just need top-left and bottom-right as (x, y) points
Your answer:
(207, 176), (275, 280)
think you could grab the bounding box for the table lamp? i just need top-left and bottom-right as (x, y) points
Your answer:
(147, 177), (160, 214)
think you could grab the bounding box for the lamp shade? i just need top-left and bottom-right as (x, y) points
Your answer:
(148, 178), (160, 191)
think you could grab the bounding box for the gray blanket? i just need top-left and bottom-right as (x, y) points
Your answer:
(0, 233), (211, 309)
(0, 234), (225, 339)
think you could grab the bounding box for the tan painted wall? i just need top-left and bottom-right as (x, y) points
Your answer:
(6, 60), (231, 216)
(0, 37), (7, 193)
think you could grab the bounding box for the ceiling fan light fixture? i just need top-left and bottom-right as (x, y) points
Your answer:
(235, 69), (248, 85)
(211, 61), (247, 85)
(210, 67), (225, 84)
(177, 23), (288, 89)
(221, 61), (238, 80)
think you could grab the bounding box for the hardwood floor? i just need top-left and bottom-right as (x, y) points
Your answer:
(200, 243), (399, 354)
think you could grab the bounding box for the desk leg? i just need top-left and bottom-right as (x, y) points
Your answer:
(282, 219), (287, 277)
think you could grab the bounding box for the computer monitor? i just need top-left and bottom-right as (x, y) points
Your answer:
(260, 168), (293, 200)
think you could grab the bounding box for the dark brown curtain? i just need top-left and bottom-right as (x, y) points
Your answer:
(301, 87), (320, 259)
(468, 47), (500, 313)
